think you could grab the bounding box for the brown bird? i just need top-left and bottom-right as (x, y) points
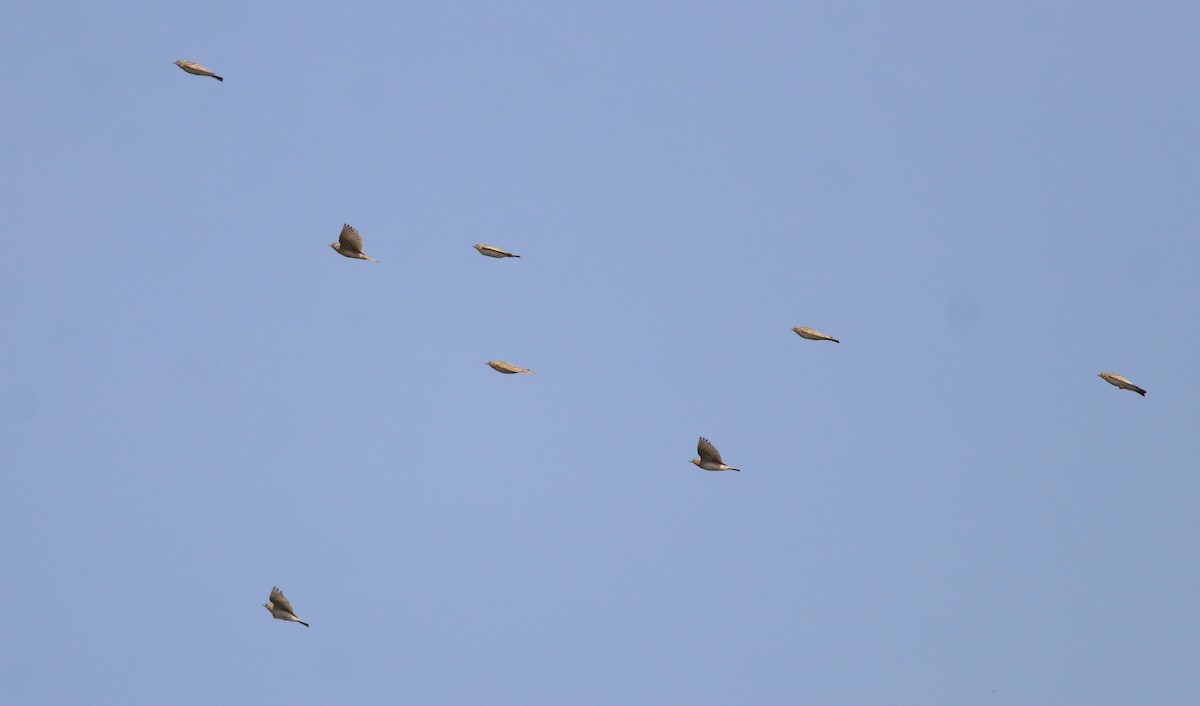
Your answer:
(263, 587), (309, 627)
(792, 326), (839, 343)
(690, 437), (740, 472)
(487, 360), (534, 374)
(174, 60), (223, 81)
(474, 244), (520, 258)
(1098, 372), (1146, 397)
(329, 224), (379, 262)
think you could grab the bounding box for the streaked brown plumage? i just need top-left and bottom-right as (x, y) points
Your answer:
(690, 437), (740, 472)
(174, 60), (223, 81)
(329, 224), (379, 262)
(487, 360), (534, 374)
(474, 244), (520, 258)
(1098, 372), (1146, 397)
(263, 586), (309, 627)
(791, 326), (839, 343)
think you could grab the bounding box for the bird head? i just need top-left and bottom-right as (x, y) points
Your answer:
(689, 458), (701, 467)
(262, 602), (273, 611)
(329, 242), (340, 251)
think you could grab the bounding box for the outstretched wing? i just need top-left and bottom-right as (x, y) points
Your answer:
(338, 224), (365, 254)
(697, 437), (723, 465)
(269, 587), (296, 615)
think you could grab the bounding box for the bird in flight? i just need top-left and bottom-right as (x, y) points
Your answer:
(487, 360), (534, 374)
(173, 60), (223, 81)
(474, 244), (521, 258)
(330, 224), (379, 262)
(1098, 372), (1146, 396)
(263, 586), (309, 627)
(691, 437), (741, 472)
(792, 326), (839, 343)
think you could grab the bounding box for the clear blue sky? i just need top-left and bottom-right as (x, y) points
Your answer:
(2, 2), (1199, 704)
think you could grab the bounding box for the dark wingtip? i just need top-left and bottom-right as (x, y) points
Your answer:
(299, 621), (310, 627)
(214, 76), (224, 81)
(1138, 390), (1147, 396)
(832, 339), (840, 343)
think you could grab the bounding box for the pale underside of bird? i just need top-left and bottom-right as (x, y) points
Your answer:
(330, 223), (379, 262)
(1098, 372), (1146, 396)
(691, 436), (740, 472)
(487, 360), (534, 374)
(792, 326), (839, 343)
(174, 60), (223, 81)
(263, 586), (309, 627)
(474, 243), (520, 258)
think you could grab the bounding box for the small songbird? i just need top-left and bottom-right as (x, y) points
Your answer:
(1098, 372), (1146, 397)
(263, 587), (309, 627)
(691, 437), (741, 472)
(474, 244), (521, 258)
(329, 224), (379, 262)
(792, 326), (839, 343)
(174, 60), (223, 81)
(487, 360), (534, 374)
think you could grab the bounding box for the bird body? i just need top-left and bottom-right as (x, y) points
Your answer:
(1098, 372), (1146, 396)
(792, 326), (839, 343)
(474, 243), (520, 258)
(263, 587), (308, 627)
(174, 60), (223, 81)
(487, 360), (534, 374)
(330, 223), (379, 262)
(691, 437), (740, 471)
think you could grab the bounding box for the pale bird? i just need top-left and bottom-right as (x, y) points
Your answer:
(263, 586), (309, 627)
(487, 360), (534, 374)
(174, 60), (223, 81)
(329, 223), (379, 262)
(1098, 372), (1146, 397)
(474, 244), (520, 258)
(691, 437), (741, 472)
(792, 326), (839, 343)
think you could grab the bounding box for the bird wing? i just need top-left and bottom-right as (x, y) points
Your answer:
(339, 224), (364, 253)
(697, 437), (723, 465)
(177, 61), (210, 75)
(490, 361), (529, 373)
(269, 587), (297, 615)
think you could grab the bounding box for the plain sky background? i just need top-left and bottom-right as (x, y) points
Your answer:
(2, 1), (1198, 704)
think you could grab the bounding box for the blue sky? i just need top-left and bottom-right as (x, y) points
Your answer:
(2, 1), (1199, 704)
